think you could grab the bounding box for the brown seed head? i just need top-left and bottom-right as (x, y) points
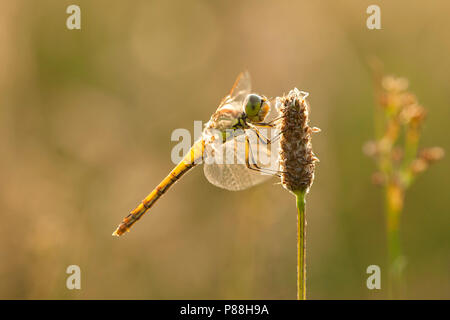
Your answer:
(399, 103), (427, 125)
(410, 158), (428, 174)
(419, 147), (445, 163)
(371, 172), (386, 186)
(362, 141), (379, 158)
(277, 88), (319, 193)
(382, 76), (409, 92)
(391, 147), (404, 163)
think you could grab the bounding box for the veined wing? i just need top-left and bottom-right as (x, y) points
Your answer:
(218, 71), (252, 111)
(203, 129), (279, 191)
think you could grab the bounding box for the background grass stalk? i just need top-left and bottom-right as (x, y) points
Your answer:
(385, 182), (405, 298)
(294, 190), (306, 300)
(365, 71), (444, 299)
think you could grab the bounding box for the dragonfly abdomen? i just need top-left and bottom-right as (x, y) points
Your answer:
(112, 139), (205, 236)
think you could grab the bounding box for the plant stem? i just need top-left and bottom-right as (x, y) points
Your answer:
(385, 182), (405, 298)
(294, 189), (306, 300)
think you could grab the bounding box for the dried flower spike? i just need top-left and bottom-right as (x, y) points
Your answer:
(276, 88), (319, 300)
(277, 88), (319, 193)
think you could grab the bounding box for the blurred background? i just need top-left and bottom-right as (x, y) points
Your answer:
(0, 0), (448, 299)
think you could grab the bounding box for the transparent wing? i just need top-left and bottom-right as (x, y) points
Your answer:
(203, 129), (279, 191)
(217, 71), (252, 112)
(229, 71), (251, 103)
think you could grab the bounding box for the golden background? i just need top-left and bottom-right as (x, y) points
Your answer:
(0, 0), (448, 299)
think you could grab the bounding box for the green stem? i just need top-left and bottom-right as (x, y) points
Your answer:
(385, 182), (405, 299)
(294, 189), (306, 300)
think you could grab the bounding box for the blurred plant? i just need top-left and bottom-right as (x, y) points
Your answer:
(277, 88), (320, 300)
(364, 69), (444, 298)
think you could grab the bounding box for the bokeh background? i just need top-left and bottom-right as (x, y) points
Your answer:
(0, 0), (448, 299)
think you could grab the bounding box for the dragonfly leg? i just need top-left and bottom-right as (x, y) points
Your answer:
(253, 115), (286, 127)
(248, 124), (288, 146)
(244, 135), (284, 177)
(252, 123), (274, 128)
(247, 123), (272, 146)
(268, 128), (290, 144)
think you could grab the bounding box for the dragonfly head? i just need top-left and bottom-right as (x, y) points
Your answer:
(244, 94), (270, 123)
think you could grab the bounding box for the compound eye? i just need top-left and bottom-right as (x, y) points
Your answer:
(244, 94), (262, 117)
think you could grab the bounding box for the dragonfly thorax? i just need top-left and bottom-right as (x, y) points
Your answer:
(207, 104), (246, 131)
(207, 93), (269, 131)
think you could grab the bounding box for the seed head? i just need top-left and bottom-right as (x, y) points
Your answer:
(366, 71), (444, 187)
(277, 88), (319, 193)
(419, 147), (445, 163)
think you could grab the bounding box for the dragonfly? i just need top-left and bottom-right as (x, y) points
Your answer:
(113, 72), (281, 236)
